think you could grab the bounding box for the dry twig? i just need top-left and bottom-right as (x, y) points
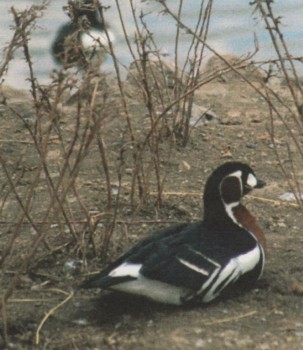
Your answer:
(35, 289), (74, 345)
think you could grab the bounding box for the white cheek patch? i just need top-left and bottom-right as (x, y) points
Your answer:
(247, 173), (258, 188)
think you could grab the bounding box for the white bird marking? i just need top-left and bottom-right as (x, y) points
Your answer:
(228, 170), (242, 179)
(247, 173), (258, 188)
(200, 245), (261, 302)
(177, 258), (210, 276)
(220, 171), (243, 223)
(82, 29), (115, 51)
(109, 274), (189, 305)
(109, 262), (141, 278)
(188, 248), (221, 268)
(224, 201), (240, 225)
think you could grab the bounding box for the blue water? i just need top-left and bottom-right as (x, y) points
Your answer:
(0, 0), (302, 89)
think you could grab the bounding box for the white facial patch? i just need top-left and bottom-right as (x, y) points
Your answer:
(220, 170), (243, 223)
(226, 170), (243, 194)
(229, 170), (242, 179)
(247, 173), (258, 188)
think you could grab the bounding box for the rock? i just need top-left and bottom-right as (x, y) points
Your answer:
(174, 102), (218, 127)
(126, 57), (185, 91)
(200, 54), (266, 83)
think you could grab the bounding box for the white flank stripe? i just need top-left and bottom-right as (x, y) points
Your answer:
(198, 267), (221, 291)
(201, 245), (261, 302)
(109, 262), (141, 278)
(234, 245), (261, 273)
(110, 274), (189, 305)
(178, 258), (209, 276)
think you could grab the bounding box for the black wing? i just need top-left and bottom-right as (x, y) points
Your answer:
(80, 222), (190, 288)
(139, 221), (261, 293)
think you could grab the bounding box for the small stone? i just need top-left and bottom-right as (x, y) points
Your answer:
(195, 339), (206, 348)
(221, 150), (233, 158)
(181, 160), (191, 171)
(246, 142), (257, 149)
(73, 318), (88, 326)
(291, 281), (303, 296)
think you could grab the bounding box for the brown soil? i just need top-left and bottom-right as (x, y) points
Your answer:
(1, 58), (303, 349)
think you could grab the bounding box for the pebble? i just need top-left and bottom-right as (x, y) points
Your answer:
(246, 142), (257, 149)
(73, 318), (89, 326)
(195, 339), (206, 348)
(279, 192), (303, 201)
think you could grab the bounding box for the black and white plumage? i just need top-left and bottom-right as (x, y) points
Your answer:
(81, 162), (267, 305)
(52, 0), (115, 68)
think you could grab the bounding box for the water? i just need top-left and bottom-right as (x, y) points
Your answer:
(0, 0), (302, 89)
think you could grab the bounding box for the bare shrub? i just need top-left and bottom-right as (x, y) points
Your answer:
(0, 2), (121, 344)
(250, 0), (303, 209)
(0, 0), (302, 346)
(0, 1), (215, 343)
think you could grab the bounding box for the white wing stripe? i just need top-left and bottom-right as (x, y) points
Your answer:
(188, 248), (221, 268)
(178, 258), (210, 276)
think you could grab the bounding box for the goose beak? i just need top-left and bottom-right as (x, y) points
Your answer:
(255, 178), (266, 189)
